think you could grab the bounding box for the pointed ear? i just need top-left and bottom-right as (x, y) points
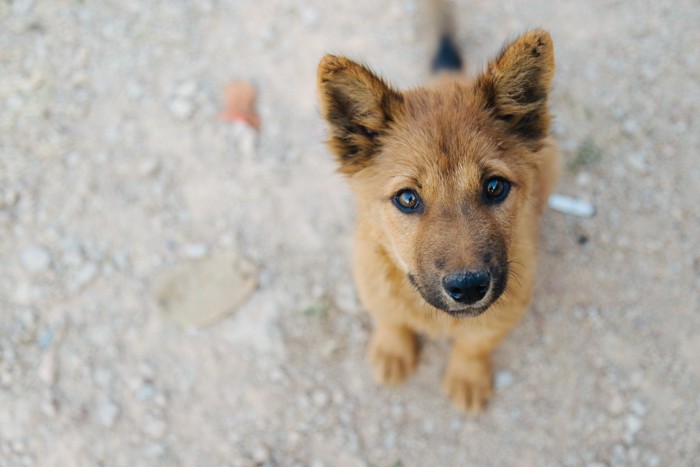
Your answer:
(475, 30), (555, 145)
(317, 55), (405, 175)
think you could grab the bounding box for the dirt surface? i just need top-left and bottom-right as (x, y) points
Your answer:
(1, 0), (699, 465)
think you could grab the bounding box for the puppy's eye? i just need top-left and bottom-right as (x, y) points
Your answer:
(393, 189), (421, 213)
(483, 177), (510, 203)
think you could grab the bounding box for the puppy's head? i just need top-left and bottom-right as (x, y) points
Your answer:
(318, 30), (555, 316)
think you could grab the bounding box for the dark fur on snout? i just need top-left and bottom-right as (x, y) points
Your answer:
(412, 235), (510, 316)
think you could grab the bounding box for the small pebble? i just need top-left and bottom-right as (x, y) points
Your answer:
(1, 370), (14, 386)
(312, 389), (329, 408)
(136, 383), (155, 402)
(1, 188), (19, 207)
(495, 370), (514, 388)
(41, 397), (58, 418)
(300, 7), (320, 27)
(154, 393), (167, 408)
(630, 398), (648, 417)
(37, 353), (58, 384)
(169, 98), (194, 120)
(183, 243), (208, 258)
(143, 443), (166, 458)
(20, 246), (51, 273)
(138, 159), (160, 177)
(575, 172), (591, 186)
(38, 329), (54, 350)
(138, 362), (155, 379)
(60, 240), (84, 267)
(96, 399), (120, 428)
(175, 81), (197, 98)
(11, 439), (25, 455)
(626, 414), (643, 436)
(251, 444), (270, 464)
(71, 263), (98, 290)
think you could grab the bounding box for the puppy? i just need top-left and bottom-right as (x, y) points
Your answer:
(317, 11), (559, 412)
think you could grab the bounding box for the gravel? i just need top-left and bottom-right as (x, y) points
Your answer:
(1, 0), (699, 465)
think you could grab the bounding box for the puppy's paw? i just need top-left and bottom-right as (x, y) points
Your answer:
(367, 324), (418, 386)
(443, 354), (493, 414)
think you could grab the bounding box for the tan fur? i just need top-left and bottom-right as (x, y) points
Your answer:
(318, 30), (559, 413)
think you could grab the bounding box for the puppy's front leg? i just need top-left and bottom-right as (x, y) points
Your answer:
(368, 321), (418, 386)
(443, 336), (498, 413)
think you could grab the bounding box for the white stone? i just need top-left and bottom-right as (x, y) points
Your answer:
(60, 240), (85, 267)
(37, 353), (58, 384)
(1, 188), (19, 207)
(251, 444), (270, 464)
(175, 81), (197, 98)
(183, 243), (208, 258)
(630, 398), (648, 417)
(143, 443), (166, 458)
(312, 389), (329, 408)
(626, 414), (643, 435)
(575, 172), (591, 186)
(300, 7), (320, 27)
(168, 98), (194, 119)
(138, 159), (160, 177)
(41, 398), (58, 418)
(71, 263), (98, 290)
(495, 370), (514, 388)
(136, 383), (155, 402)
(20, 246), (51, 273)
(11, 439), (25, 454)
(1, 370), (13, 386)
(96, 399), (120, 427)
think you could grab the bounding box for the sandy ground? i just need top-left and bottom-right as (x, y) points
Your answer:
(1, 0), (700, 465)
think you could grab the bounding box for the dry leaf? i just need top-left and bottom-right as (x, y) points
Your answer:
(154, 250), (258, 327)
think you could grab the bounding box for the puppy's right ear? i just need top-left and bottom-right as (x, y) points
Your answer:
(474, 29), (555, 148)
(317, 55), (405, 175)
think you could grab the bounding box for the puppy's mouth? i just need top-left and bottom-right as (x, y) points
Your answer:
(408, 270), (507, 318)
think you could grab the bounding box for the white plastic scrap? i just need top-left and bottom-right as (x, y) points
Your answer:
(548, 194), (595, 218)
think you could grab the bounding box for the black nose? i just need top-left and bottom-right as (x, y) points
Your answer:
(442, 271), (490, 304)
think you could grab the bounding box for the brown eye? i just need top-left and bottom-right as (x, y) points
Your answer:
(483, 178), (510, 203)
(393, 189), (421, 213)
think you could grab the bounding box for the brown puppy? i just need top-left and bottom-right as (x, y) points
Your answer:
(317, 27), (559, 412)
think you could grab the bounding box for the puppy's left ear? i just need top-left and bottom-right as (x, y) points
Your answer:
(475, 29), (555, 147)
(317, 55), (405, 175)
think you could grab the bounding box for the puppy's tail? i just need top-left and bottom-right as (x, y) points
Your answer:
(425, 0), (463, 72)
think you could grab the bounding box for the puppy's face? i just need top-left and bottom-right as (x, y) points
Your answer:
(318, 31), (555, 316)
(362, 108), (539, 316)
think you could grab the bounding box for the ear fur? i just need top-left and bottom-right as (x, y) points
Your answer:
(475, 29), (555, 145)
(317, 55), (405, 175)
